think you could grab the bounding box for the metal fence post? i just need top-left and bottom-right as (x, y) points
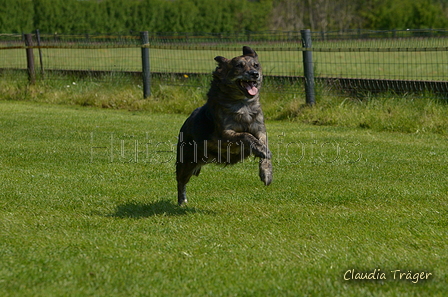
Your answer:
(140, 31), (151, 98)
(24, 33), (35, 84)
(301, 29), (315, 105)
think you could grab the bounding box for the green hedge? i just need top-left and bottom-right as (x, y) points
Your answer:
(363, 0), (448, 30)
(0, 0), (273, 34)
(0, 0), (446, 34)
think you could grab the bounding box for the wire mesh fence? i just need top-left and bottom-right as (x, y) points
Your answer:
(1, 29), (447, 98)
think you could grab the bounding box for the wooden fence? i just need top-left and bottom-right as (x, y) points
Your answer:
(1, 29), (447, 100)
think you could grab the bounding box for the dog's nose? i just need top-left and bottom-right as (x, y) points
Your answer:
(250, 70), (259, 79)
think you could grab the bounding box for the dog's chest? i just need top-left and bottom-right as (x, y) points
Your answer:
(227, 103), (260, 132)
(234, 104), (254, 123)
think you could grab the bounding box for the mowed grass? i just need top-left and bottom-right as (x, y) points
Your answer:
(1, 101), (447, 296)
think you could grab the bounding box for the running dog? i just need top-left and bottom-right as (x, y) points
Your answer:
(176, 46), (272, 205)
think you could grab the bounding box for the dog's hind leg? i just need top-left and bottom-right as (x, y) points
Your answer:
(177, 182), (187, 206)
(176, 162), (202, 206)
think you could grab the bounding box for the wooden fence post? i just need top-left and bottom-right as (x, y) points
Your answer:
(301, 29), (315, 106)
(24, 33), (35, 84)
(36, 29), (44, 77)
(140, 31), (151, 98)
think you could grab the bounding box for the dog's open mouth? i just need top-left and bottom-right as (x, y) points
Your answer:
(238, 80), (259, 96)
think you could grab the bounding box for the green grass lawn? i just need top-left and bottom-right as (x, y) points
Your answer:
(1, 101), (447, 296)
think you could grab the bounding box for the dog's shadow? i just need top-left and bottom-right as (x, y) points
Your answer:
(107, 200), (201, 219)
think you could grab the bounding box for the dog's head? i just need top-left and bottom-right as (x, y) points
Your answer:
(213, 46), (262, 99)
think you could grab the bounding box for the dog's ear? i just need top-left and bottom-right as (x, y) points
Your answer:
(243, 46), (257, 58)
(214, 56), (229, 65)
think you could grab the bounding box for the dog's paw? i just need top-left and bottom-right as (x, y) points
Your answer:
(178, 197), (188, 206)
(259, 158), (273, 186)
(178, 186), (188, 206)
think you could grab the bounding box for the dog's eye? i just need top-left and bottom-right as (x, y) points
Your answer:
(254, 63), (259, 68)
(236, 62), (244, 68)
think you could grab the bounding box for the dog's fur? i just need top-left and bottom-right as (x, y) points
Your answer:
(176, 46), (272, 205)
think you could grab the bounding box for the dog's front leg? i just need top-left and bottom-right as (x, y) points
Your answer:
(222, 129), (273, 185)
(257, 133), (273, 186)
(259, 158), (273, 185)
(221, 130), (271, 159)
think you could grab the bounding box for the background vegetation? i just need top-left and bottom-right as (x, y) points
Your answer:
(1, 0), (448, 34)
(1, 71), (447, 135)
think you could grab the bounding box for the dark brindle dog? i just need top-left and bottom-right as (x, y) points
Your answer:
(176, 46), (272, 205)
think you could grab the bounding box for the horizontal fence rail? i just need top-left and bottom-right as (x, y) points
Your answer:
(1, 29), (447, 99)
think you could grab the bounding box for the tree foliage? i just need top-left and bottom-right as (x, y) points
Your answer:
(0, 0), (33, 32)
(363, 0), (448, 30)
(270, 0), (448, 31)
(0, 0), (447, 33)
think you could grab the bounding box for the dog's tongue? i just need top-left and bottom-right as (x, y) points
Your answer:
(243, 82), (258, 96)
